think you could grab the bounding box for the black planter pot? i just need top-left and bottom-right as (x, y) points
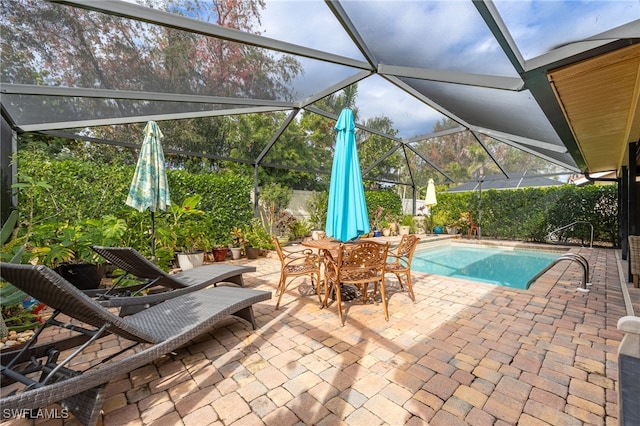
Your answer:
(55, 263), (104, 290)
(245, 246), (260, 259)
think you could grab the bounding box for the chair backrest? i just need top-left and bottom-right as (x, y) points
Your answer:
(271, 237), (287, 265)
(461, 211), (477, 226)
(391, 234), (420, 269)
(92, 246), (171, 281)
(333, 241), (389, 282)
(0, 262), (157, 343)
(396, 234), (419, 257)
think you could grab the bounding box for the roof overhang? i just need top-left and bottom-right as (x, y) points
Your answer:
(548, 43), (640, 175)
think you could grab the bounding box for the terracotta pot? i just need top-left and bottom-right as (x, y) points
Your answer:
(212, 247), (228, 262)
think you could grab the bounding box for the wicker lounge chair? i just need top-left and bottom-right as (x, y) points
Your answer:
(92, 245), (253, 288)
(0, 262), (270, 425)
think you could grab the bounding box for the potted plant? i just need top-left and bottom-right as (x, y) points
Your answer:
(244, 219), (273, 259)
(230, 227), (248, 260)
(399, 215), (413, 236)
(385, 213), (398, 236)
(159, 195), (206, 270)
(174, 220), (207, 269)
(431, 210), (448, 235)
(211, 234), (231, 262)
(29, 216), (127, 289)
(370, 206), (384, 237)
(380, 218), (391, 237)
(446, 217), (463, 235)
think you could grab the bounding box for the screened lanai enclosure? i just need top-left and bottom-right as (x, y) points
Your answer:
(1, 0), (639, 215)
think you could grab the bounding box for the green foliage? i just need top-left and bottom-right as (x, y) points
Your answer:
(306, 191), (329, 230)
(259, 183), (291, 234)
(28, 216), (128, 267)
(433, 184), (619, 246)
(364, 190), (402, 222)
(12, 149), (255, 270)
(288, 218), (312, 241)
(244, 218), (274, 250)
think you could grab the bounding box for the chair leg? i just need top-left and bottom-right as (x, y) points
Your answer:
(335, 283), (344, 326)
(313, 271), (323, 305)
(362, 283), (369, 304)
(396, 271), (416, 302)
(275, 275), (287, 309)
(379, 278), (389, 321)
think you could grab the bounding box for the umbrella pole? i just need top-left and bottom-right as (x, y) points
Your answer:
(151, 211), (156, 262)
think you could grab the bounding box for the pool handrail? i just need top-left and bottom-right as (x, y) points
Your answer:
(526, 252), (591, 292)
(547, 221), (593, 248)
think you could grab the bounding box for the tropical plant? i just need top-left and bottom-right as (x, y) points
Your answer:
(244, 218), (274, 250)
(259, 183), (291, 234)
(29, 216), (128, 267)
(306, 191), (328, 230)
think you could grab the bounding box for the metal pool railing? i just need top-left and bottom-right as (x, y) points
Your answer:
(526, 252), (591, 292)
(547, 221), (594, 248)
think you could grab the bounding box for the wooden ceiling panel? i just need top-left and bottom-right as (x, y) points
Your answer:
(548, 44), (640, 173)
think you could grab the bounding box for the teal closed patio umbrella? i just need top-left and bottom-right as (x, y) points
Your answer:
(126, 121), (171, 259)
(325, 108), (370, 242)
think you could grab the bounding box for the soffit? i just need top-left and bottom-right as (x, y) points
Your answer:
(548, 44), (640, 174)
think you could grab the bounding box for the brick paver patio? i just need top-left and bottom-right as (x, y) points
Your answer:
(3, 237), (638, 425)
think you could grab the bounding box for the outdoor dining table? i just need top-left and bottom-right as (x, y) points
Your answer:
(300, 238), (362, 301)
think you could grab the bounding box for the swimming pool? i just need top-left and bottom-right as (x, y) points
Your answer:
(411, 243), (563, 289)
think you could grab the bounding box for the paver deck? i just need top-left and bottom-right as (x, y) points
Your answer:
(3, 236), (638, 425)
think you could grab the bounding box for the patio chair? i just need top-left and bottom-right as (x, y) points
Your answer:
(461, 211), (479, 239)
(385, 234), (420, 302)
(91, 246), (254, 303)
(272, 237), (321, 309)
(0, 262), (270, 426)
(629, 235), (640, 288)
(323, 241), (390, 326)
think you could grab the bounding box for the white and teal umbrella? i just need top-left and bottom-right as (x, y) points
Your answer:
(126, 121), (171, 259)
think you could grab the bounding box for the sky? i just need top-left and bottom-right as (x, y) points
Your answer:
(257, 0), (639, 139)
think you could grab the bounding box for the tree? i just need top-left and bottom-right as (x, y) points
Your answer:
(2, 0), (302, 167)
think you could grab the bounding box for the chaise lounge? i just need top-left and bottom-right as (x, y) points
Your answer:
(92, 245), (253, 290)
(0, 262), (271, 425)
(90, 246), (256, 315)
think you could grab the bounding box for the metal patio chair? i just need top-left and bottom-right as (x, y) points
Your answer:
(272, 237), (321, 309)
(385, 234), (420, 302)
(323, 240), (390, 326)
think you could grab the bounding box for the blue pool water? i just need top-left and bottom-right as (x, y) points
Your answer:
(412, 244), (562, 289)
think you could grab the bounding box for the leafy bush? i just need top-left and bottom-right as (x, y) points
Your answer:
(306, 190), (328, 230)
(433, 184), (618, 247)
(13, 150), (255, 269)
(365, 190), (402, 223)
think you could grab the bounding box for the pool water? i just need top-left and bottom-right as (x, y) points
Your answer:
(411, 244), (562, 289)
